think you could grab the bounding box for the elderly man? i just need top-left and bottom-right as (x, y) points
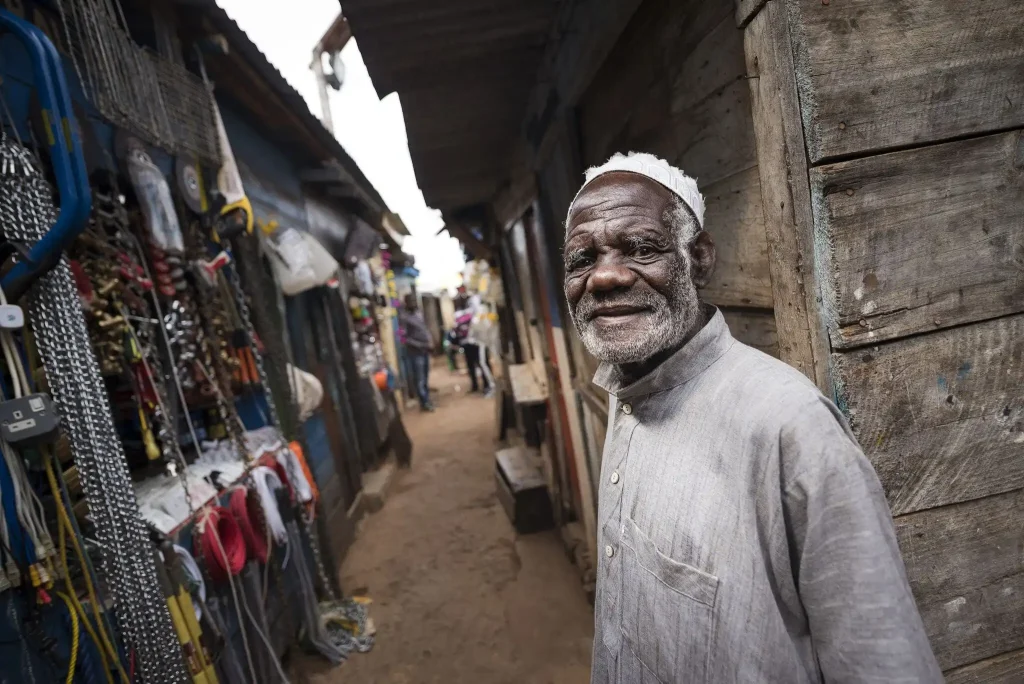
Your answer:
(564, 152), (941, 683)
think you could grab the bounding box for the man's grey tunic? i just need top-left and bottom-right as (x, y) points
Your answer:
(590, 308), (940, 683)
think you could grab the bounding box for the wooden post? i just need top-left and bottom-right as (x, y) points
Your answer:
(743, 0), (832, 392)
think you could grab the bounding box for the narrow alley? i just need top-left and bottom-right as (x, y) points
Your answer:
(308, 361), (594, 684)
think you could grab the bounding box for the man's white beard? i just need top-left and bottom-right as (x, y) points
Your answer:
(571, 259), (701, 366)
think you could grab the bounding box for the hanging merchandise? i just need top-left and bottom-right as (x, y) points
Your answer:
(191, 47), (252, 242)
(288, 363), (324, 423)
(0, 138), (189, 682)
(260, 219), (340, 296)
(0, 10), (189, 680)
(121, 135), (185, 254)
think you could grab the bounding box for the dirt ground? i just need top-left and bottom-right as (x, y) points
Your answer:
(302, 361), (594, 684)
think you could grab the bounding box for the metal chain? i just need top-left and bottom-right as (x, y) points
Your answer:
(0, 137), (188, 684)
(226, 240), (337, 601)
(184, 222), (249, 462)
(90, 188), (195, 509)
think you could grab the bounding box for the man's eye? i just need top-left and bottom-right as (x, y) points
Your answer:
(633, 244), (655, 258)
(567, 256), (594, 272)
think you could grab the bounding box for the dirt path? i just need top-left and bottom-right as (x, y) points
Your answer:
(307, 362), (594, 684)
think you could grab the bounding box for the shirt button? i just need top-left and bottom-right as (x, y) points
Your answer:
(610, 471), (620, 484)
(621, 403), (632, 415)
(605, 545), (614, 558)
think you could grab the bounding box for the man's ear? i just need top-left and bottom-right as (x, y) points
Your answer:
(689, 231), (716, 288)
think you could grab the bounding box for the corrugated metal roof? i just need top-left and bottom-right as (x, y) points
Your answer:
(341, 0), (559, 212)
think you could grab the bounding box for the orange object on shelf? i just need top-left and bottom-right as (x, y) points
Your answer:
(289, 441), (320, 514)
(374, 369), (388, 391)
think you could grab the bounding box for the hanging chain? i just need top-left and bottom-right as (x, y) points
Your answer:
(184, 221), (251, 464)
(0, 136), (189, 684)
(225, 239), (337, 601)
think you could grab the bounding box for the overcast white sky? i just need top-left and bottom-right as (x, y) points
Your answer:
(216, 0), (466, 292)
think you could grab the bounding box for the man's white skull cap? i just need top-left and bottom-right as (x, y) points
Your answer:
(566, 151), (705, 229)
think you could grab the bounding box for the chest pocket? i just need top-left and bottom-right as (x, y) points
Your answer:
(619, 518), (719, 683)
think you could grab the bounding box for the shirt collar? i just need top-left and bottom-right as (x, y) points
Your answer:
(592, 306), (734, 399)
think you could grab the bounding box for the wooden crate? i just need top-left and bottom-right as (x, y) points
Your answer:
(495, 446), (553, 534)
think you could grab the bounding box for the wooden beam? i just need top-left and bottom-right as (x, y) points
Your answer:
(786, 0), (1024, 163)
(811, 131), (1024, 349)
(833, 314), (1024, 516)
(743, 0), (832, 391)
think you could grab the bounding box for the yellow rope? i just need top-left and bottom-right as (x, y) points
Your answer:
(57, 591), (80, 684)
(46, 458), (129, 684)
(56, 489), (114, 684)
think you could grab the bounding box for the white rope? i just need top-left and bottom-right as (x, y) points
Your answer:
(250, 466), (288, 545)
(173, 543), (206, 621)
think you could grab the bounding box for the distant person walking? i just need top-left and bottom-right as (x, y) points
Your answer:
(400, 294), (435, 412)
(465, 301), (495, 398)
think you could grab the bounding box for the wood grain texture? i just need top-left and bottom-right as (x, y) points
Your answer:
(735, 0), (769, 28)
(666, 14), (758, 186)
(722, 308), (779, 357)
(522, 0), (645, 156)
(786, 0), (1024, 162)
(897, 491), (1024, 670)
(703, 168), (773, 308)
(578, 2), (769, 308)
(578, 0), (737, 172)
(812, 131), (1024, 349)
(743, 1), (831, 391)
(833, 314), (1024, 516)
(945, 648), (1024, 684)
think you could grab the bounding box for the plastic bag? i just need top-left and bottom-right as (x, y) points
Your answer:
(125, 148), (185, 253)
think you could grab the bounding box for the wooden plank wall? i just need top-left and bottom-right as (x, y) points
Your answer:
(743, 0), (1024, 676)
(575, 0), (779, 358)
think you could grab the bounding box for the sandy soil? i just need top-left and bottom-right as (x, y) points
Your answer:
(300, 362), (594, 684)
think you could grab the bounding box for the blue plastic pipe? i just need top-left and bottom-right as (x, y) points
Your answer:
(0, 10), (91, 296)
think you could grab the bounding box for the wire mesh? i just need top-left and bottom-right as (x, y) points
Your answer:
(152, 54), (220, 164)
(56, 0), (220, 164)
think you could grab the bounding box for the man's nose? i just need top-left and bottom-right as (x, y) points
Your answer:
(587, 258), (637, 293)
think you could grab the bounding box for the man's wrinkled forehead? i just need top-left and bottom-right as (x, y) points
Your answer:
(565, 172), (673, 239)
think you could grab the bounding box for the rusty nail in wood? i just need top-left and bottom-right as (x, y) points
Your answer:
(822, 0), (830, 5)
(846, 189), (855, 196)
(838, 121), (846, 130)
(933, 319), (941, 326)
(859, 319), (868, 327)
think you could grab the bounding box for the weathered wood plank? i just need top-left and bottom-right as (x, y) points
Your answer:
(945, 649), (1024, 684)
(577, 0), (675, 166)
(896, 490), (1024, 670)
(786, 0), (1024, 162)
(812, 131), (1024, 349)
(665, 13), (758, 186)
(522, 0), (645, 155)
(722, 308), (779, 357)
(743, 1), (831, 391)
(833, 314), (1024, 516)
(703, 168), (773, 308)
(578, 0), (738, 174)
(735, 0), (769, 29)
(670, 74), (758, 188)
(492, 170), (537, 230)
